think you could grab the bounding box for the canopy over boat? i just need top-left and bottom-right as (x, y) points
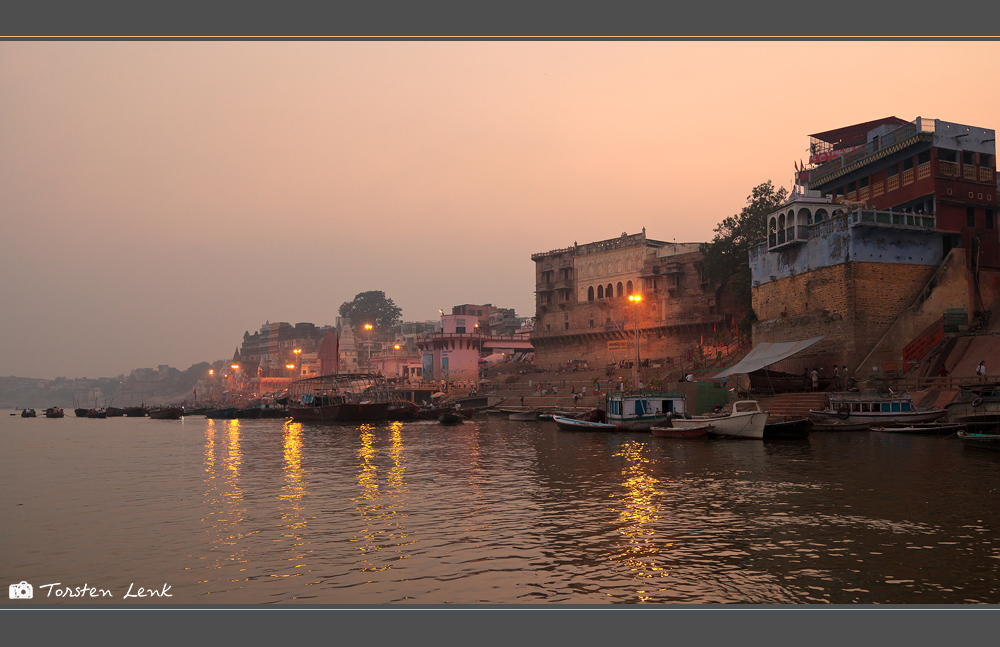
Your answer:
(714, 336), (825, 378)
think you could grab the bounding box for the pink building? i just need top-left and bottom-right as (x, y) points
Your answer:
(418, 313), (532, 385)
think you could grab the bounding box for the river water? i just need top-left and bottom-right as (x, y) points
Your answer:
(3, 411), (999, 605)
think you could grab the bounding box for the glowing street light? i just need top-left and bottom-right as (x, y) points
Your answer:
(363, 324), (373, 370)
(628, 294), (642, 388)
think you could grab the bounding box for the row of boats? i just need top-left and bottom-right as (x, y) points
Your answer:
(529, 386), (1000, 450)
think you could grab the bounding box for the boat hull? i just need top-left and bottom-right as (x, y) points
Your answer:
(288, 401), (391, 422)
(763, 418), (813, 439)
(553, 415), (619, 431)
(957, 430), (1000, 451)
(674, 411), (768, 439)
(148, 407), (183, 420)
(810, 409), (946, 428)
(205, 407), (238, 419)
(651, 424), (711, 438)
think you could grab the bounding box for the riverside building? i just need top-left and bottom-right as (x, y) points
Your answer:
(530, 230), (735, 371)
(751, 116), (997, 378)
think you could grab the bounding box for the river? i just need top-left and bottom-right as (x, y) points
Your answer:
(3, 411), (998, 605)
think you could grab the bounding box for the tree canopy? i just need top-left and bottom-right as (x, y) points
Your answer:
(338, 290), (403, 335)
(700, 180), (788, 326)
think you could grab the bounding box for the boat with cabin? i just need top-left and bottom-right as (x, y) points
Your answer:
(944, 383), (1000, 433)
(672, 400), (769, 439)
(810, 392), (946, 430)
(287, 373), (392, 423)
(604, 389), (686, 431)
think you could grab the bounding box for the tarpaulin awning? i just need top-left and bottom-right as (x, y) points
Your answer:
(713, 336), (825, 378)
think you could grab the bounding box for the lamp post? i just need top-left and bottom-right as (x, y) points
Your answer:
(292, 348), (302, 379)
(628, 294), (642, 389)
(364, 323), (373, 371)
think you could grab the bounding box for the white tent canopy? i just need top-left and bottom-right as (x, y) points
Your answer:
(713, 336), (825, 378)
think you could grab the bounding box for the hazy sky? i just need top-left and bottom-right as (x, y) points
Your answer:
(3, 40), (1000, 379)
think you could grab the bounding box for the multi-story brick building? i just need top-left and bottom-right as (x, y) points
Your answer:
(750, 116), (995, 378)
(530, 230), (734, 371)
(240, 321), (335, 378)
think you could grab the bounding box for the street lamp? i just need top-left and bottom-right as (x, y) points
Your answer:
(364, 323), (373, 371)
(292, 348), (302, 378)
(628, 294), (642, 388)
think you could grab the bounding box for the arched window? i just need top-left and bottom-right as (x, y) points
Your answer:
(606, 283), (613, 298)
(588, 286), (595, 301)
(617, 282), (624, 297)
(597, 285), (604, 299)
(815, 208), (828, 222)
(769, 217), (777, 247)
(626, 280), (633, 295)
(778, 213), (786, 244)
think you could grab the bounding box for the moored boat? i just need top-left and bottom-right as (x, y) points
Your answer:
(810, 392), (945, 429)
(956, 429), (1000, 451)
(651, 423), (712, 438)
(205, 407), (238, 419)
(552, 415), (620, 432)
(86, 408), (107, 419)
(148, 406), (183, 420)
(870, 421), (966, 434)
(945, 384), (1000, 433)
(74, 408), (89, 417)
(509, 410), (541, 421)
(287, 373), (392, 423)
(673, 400), (769, 439)
(106, 407), (125, 417)
(763, 417), (812, 439)
(123, 406), (148, 417)
(604, 390), (686, 431)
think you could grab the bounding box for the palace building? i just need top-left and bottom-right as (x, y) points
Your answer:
(530, 230), (736, 370)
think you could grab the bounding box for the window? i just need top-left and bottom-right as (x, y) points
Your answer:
(626, 280), (633, 295)
(564, 322), (569, 330)
(917, 150), (931, 165)
(968, 207), (976, 228)
(903, 158), (913, 170)
(886, 163), (898, 177)
(597, 285), (604, 299)
(588, 286), (595, 301)
(988, 209), (995, 230)
(616, 282), (623, 297)
(963, 151), (976, 165)
(606, 283), (613, 298)
(982, 154), (994, 168)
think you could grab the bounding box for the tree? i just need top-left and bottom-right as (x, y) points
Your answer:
(338, 290), (403, 335)
(700, 181), (788, 329)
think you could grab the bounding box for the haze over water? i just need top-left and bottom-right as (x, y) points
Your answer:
(4, 413), (998, 605)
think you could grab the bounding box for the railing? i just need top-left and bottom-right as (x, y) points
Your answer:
(808, 118), (933, 183)
(849, 209), (935, 230)
(871, 374), (998, 392)
(939, 160), (961, 178)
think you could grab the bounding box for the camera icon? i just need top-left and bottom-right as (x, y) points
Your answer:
(9, 581), (33, 599)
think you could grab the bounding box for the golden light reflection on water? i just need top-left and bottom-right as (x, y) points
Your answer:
(610, 439), (668, 601)
(351, 422), (413, 573)
(273, 420), (310, 583)
(200, 419), (250, 582)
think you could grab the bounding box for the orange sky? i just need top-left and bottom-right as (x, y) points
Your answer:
(3, 40), (999, 378)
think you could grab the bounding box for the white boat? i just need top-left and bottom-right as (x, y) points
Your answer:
(810, 392), (945, 430)
(944, 383), (1000, 433)
(671, 400), (769, 439)
(604, 390), (686, 431)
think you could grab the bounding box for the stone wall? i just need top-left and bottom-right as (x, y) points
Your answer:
(752, 260), (951, 372)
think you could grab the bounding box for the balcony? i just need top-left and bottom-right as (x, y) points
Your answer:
(768, 225), (807, 252)
(848, 209), (935, 230)
(807, 119), (935, 188)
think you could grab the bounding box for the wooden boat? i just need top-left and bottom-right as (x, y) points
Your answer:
(235, 406), (263, 419)
(86, 409), (107, 419)
(387, 402), (420, 421)
(509, 410), (541, 421)
(20, 408), (37, 418)
(673, 401), (769, 439)
(438, 411), (465, 425)
(123, 406), (148, 417)
(552, 415), (620, 432)
(763, 417), (812, 439)
(205, 407), (238, 419)
(148, 407), (183, 420)
(810, 392), (946, 429)
(604, 390), (686, 431)
(74, 408), (89, 417)
(287, 373), (392, 423)
(945, 384), (1000, 433)
(106, 407), (125, 417)
(651, 423), (712, 438)
(870, 421), (967, 434)
(574, 408), (607, 423)
(44, 407), (65, 419)
(957, 430), (1000, 451)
